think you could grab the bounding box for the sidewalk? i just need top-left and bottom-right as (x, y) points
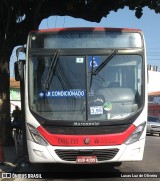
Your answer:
(0, 141), (39, 180)
(0, 134), (27, 174)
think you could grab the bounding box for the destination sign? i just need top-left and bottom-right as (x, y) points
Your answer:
(39, 89), (85, 98)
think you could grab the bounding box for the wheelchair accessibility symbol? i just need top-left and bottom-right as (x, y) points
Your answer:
(89, 56), (99, 68)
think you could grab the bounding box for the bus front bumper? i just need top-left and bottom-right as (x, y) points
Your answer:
(27, 138), (145, 163)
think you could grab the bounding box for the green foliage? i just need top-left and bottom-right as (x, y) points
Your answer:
(0, 0), (160, 44)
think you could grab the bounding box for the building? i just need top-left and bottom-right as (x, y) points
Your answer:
(148, 67), (160, 104)
(10, 77), (21, 113)
(148, 66), (160, 116)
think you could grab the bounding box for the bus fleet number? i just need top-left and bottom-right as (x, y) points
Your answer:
(58, 138), (78, 145)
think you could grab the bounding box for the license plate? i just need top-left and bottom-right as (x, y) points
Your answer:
(76, 156), (97, 163)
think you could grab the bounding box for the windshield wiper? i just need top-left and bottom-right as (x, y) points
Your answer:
(43, 51), (59, 90)
(89, 57), (94, 91)
(93, 49), (118, 75)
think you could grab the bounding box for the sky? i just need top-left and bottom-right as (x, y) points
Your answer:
(10, 7), (160, 77)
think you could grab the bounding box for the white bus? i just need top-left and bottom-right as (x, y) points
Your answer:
(15, 27), (147, 165)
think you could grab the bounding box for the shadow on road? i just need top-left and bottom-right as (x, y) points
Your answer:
(16, 162), (122, 179)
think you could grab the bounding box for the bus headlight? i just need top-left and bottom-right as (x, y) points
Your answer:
(124, 122), (146, 145)
(27, 124), (48, 146)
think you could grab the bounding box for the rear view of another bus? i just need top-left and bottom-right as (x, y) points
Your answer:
(15, 27), (147, 165)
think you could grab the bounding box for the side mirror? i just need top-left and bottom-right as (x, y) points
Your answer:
(14, 46), (26, 81)
(14, 60), (25, 81)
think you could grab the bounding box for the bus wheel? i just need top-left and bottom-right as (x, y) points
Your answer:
(159, 134), (160, 137)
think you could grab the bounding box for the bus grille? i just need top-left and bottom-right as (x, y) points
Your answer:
(151, 125), (160, 128)
(55, 149), (119, 161)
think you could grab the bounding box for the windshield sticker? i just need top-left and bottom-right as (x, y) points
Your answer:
(76, 58), (84, 63)
(110, 113), (130, 119)
(38, 90), (85, 98)
(88, 56), (100, 68)
(103, 102), (112, 111)
(90, 106), (103, 115)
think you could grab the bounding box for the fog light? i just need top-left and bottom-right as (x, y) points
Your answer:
(33, 149), (47, 159)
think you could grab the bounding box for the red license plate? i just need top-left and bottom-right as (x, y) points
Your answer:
(76, 156), (97, 163)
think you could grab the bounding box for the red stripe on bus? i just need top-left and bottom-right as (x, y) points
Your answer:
(37, 124), (136, 146)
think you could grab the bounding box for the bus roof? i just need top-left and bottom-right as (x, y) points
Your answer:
(30, 27), (142, 34)
(29, 27), (143, 49)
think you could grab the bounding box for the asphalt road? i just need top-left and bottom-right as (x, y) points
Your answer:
(6, 135), (160, 181)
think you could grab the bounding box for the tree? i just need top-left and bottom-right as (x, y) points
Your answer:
(1, 0), (160, 145)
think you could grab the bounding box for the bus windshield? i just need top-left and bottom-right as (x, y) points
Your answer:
(29, 53), (143, 121)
